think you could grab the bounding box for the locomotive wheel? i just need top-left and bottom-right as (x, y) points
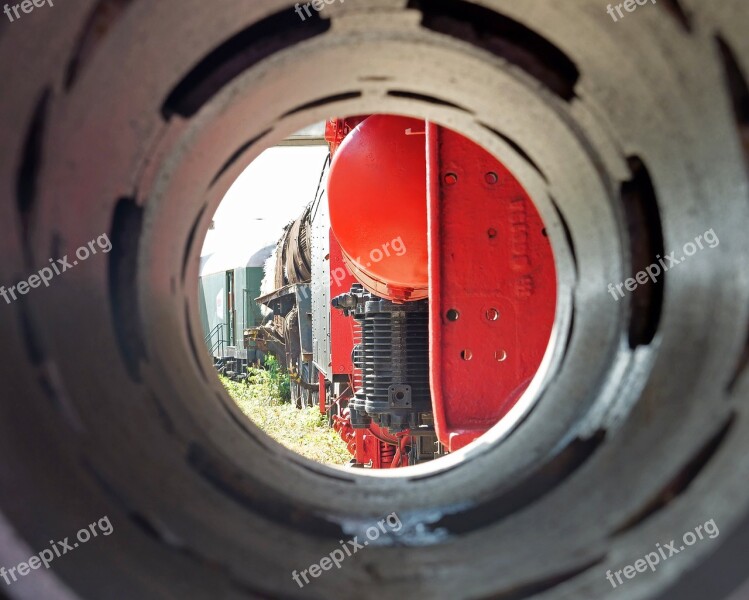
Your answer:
(1, 1), (748, 599)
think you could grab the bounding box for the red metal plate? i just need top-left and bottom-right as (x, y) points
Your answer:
(329, 232), (356, 377)
(427, 123), (557, 452)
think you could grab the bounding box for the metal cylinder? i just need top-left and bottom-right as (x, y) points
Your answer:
(327, 115), (430, 302)
(337, 286), (431, 432)
(275, 204), (313, 288)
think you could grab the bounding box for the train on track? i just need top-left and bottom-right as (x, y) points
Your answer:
(246, 114), (558, 468)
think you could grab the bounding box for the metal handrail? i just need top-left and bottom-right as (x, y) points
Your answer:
(204, 323), (223, 344)
(204, 323), (227, 358)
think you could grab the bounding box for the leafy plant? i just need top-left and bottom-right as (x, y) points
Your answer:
(263, 355), (291, 401)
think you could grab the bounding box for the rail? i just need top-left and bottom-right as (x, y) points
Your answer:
(204, 323), (227, 358)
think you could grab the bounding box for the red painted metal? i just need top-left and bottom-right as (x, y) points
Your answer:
(329, 233), (356, 377)
(355, 429), (381, 468)
(325, 115), (556, 464)
(325, 117), (368, 157)
(427, 122), (557, 452)
(332, 408), (357, 455)
(327, 115), (429, 303)
(331, 397), (413, 467)
(324, 116), (403, 467)
(390, 430), (412, 469)
(319, 371), (327, 415)
(332, 408), (395, 468)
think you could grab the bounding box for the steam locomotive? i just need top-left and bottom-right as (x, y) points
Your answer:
(248, 115), (557, 468)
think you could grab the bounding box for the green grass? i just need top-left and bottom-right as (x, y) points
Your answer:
(220, 368), (351, 466)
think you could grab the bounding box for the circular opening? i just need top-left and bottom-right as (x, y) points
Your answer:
(199, 113), (559, 471)
(7, 4), (746, 598)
